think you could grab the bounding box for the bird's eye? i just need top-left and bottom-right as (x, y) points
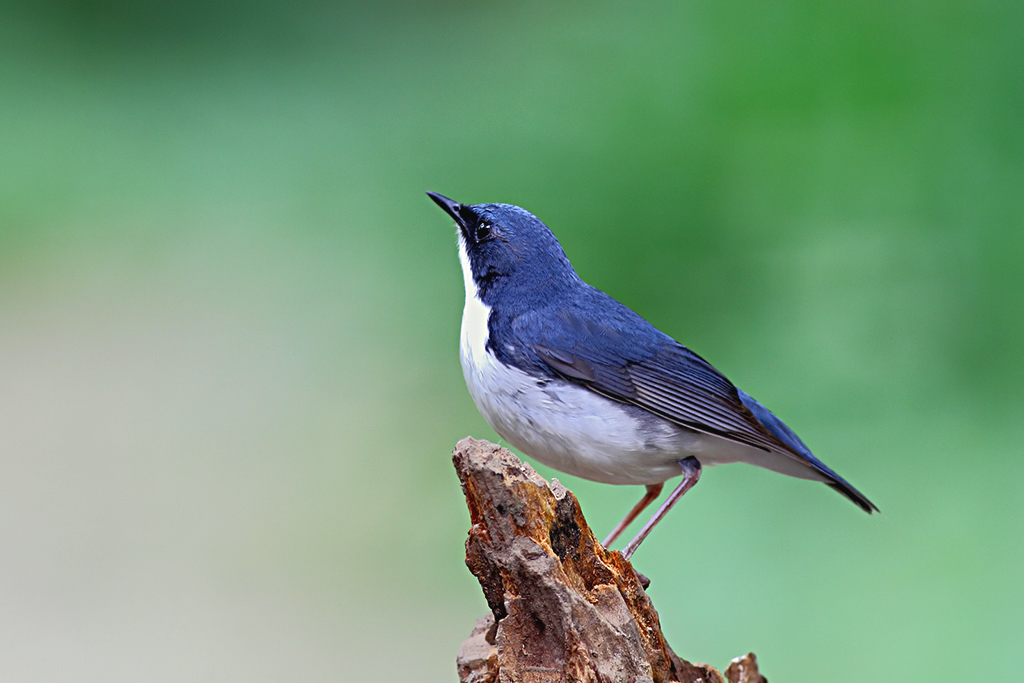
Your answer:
(475, 222), (493, 242)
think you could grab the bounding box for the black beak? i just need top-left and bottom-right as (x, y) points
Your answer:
(426, 191), (469, 229)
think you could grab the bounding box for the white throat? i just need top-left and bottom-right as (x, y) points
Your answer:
(457, 234), (491, 368)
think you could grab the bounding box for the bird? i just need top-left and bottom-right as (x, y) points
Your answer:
(427, 191), (877, 559)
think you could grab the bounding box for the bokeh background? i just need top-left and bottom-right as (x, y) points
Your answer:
(2, 1), (1022, 680)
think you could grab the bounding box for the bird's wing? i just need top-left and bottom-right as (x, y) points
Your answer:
(509, 296), (790, 455)
(506, 292), (878, 513)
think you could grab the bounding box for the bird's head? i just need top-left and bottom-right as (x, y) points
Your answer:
(427, 192), (579, 305)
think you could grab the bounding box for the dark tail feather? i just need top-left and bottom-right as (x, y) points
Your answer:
(738, 390), (879, 514)
(827, 478), (879, 514)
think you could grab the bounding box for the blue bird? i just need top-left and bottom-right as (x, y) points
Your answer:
(428, 192), (877, 559)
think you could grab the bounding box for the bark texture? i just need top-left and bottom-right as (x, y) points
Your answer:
(453, 437), (767, 683)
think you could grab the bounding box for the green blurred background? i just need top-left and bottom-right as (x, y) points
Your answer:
(1, 0), (1021, 680)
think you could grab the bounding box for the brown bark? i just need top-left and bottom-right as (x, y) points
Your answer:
(454, 437), (767, 683)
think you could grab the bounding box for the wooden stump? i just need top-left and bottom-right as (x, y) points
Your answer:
(453, 437), (767, 683)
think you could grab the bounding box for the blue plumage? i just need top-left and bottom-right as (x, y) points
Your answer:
(428, 192), (877, 556)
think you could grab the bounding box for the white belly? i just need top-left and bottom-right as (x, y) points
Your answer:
(461, 292), (772, 484)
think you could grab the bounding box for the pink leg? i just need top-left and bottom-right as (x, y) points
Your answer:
(602, 482), (664, 548)
(621, 458), (702, 560)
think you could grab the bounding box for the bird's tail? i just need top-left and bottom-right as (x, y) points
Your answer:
(737, 390), (879, 513)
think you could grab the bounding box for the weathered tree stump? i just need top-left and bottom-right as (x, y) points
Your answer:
(453, 437), (767, 683)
